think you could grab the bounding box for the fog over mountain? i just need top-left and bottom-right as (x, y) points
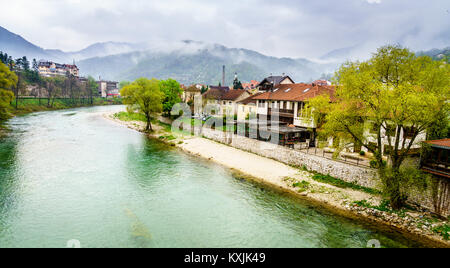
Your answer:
(0, 26), (339, 84)
(0, 25), (447, 85)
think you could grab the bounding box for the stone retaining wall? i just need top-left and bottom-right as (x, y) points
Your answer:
(200, 127), (449, 217)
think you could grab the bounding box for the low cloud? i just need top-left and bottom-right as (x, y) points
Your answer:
(0, 0), (448, 59)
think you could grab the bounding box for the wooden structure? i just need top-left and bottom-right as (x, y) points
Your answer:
(422, 139), (450, 178)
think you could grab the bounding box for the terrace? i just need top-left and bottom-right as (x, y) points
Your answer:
(422, 139), (450, 178)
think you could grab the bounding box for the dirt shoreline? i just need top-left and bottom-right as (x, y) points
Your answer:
(103, 111), (450, 248)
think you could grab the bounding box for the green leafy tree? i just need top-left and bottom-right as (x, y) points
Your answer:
(87, 76), (98, 104)
(121, 78), (164, 132)
(119, 81), (131, 89)
(315, 45), (450, 209)
(159, 78), (182, 116)
(0, 62), (17, 120)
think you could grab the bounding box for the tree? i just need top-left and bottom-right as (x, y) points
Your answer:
(159, 78), (182, 116)
(121, 78), (164, 132)
(119, 81), (131, 89)
(233, 74), (243, 90)
(0, 62), (17, 120)
(315, 45), (450, 209)
(87, 76), (98, 105)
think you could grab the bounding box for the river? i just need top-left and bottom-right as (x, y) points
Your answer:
(0, 106), (422, 248)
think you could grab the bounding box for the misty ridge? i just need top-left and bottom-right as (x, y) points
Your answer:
(1, 25), (448, 85)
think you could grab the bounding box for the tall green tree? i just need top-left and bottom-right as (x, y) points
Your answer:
(159, 78), (182, 116)
(121, 78), (164, 132)
(314, 45), (450, 209)
(0, 62), (17, 120)
(87, 76), (98, 105)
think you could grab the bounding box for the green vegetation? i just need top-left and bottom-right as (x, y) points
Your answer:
(159, 79), (182, 116)
(292, 180), (311, 193)
(309, 45), (450, 209)
(0, 62), (17, 121)
(353, 199), (392, 212)
(113, 111), (146, 122)
(311, 173), (381, 195)
(433, 224), (450, 240)
(121, 78), (164, 132)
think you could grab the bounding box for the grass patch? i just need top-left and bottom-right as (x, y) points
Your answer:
(353, 199), (391, 212)
(292, 180), (311, 193)
(433, 224), (450, 240)
(114, 111), (146, 122)
(311, 173), (381, 195)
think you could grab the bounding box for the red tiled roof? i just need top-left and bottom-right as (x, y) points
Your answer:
(222, 89), (248, 101)
(237, 93), (264, 105)
(253, 84), (335, 102)
(425, 139), (450, 149)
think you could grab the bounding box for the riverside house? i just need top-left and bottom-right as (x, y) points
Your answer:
(182, 84), (202, 103)
(236, 93), (263, 121)
(203, 86), (250, 116)
(252, 83), (335, 147)
(257, 75), (295, 92)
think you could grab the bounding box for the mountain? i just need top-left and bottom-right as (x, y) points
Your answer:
(417, 47), (450, 61)
(0, 26), (142, 62)
(0, 26), (51, 60)
(77, 42), (336, 84)
(0, 26), (334, 83)
(66, 42), (145, 60)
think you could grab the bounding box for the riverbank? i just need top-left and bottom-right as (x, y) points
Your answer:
(0, 99), (122, 137)
(104, 111), (450, 248)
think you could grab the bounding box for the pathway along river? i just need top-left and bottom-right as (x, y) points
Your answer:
(0, 106), (424, 248)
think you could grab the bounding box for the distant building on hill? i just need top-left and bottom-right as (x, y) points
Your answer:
(97, 80), (119, 98)
(38, 60), (79, 77)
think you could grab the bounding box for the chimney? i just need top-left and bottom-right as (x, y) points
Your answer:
(222, 65), (225, 87)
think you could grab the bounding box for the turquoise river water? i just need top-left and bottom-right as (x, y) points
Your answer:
(0, 106), (424, 248)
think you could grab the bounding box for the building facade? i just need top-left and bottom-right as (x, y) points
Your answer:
(38, 61), (79, 77)
(98, 81), (119, 98)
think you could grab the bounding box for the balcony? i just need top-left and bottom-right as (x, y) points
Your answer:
(422, 161), (450, 178)
(268, 108), (294, 118)
(294, 116), (316, 128)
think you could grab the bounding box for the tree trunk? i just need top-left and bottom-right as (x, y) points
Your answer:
(145, 114), (153, 132)
(386, 163), (403, 210)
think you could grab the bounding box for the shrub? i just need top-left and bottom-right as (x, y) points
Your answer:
(433, 224), (449, 240)
(359, 151), (366, 156)
(370, 160), (387, 169)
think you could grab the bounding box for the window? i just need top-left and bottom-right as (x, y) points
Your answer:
(285, 88), (291, 92)
(303, 88), (310, 93)
(403, 126), (416, 139)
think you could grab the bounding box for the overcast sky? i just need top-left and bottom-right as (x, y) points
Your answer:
(1, 0), (449, 59)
